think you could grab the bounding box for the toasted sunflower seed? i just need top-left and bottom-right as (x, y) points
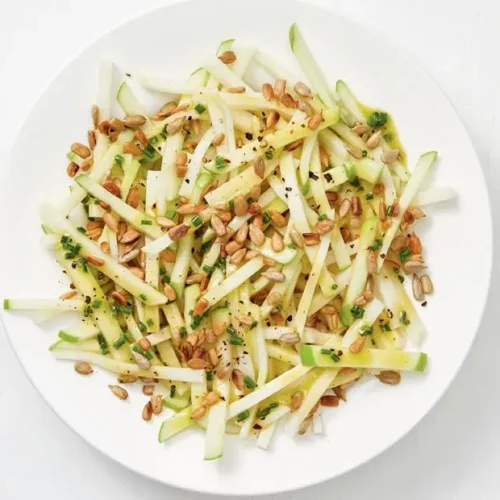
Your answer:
(74, 361), (93, 375)
(109, 385), (128, 400)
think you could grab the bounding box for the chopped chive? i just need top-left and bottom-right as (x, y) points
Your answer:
(269, 402), (279, 410)
(139, 293), (147, 301)
(350, 305), (365, 319)
(229, 200), (234, 210)
(110, 303), (132, 316)
(380, 323), (392, 332)
(331, 352), (341, 362)
(77, 226), (86, 234)
(318, 214), (327, 221)
(383, 133), (393, 143)
(369, 239), (383, 251)
(265, 150), (273, 160)
(398, 274), (405, 283)
(165, 210), (177, 219)
(250, 320), (258, 329)
(331, 284), (338, 290)
(141, 219), (153, 225)
(386, 205), (394, 216)
(191, 314), (204, 330)
(215, 155), (227, 169)
(149, 136), (159, 145)
(237, 410), (250, 422)
(359, 325), (373, 336)
(244, 376), (257, 390)
(194, 103), (206, 114)
(257, 407), (270, 418)
(91, 299), (102, 309)
(159, 267), (166, 276)
(138, 321), (147, 333)
(202, 264), (213, 274)
(399, 248), (411, 263)
(170, 385), (176, 398)
(113, 335), (127, 349)
(191, 214), (202, 227)
(114, 154), (124, 165)
(287, 243), (297, 249)
(399, 310), (410, 326)
(124, 331), (133, 341)
(143, 350), (153, 360)
(97, 333), (108, 355)
(362, 150), (368, 158)
(206, 371), (213, 381)
(200, 241), (211, 254)
(226, 325), (237, 336)
(143, 145), (155, 159)
(179, 326), (188, 338)
(367, 111), (388, 129)
(365, 192), (374, 200)
(230, 337), (243, 345)
(262, 212), (272, 224)
(146, 318), (154, 327)
(321, 348), (333, 355)
(161, 275), (170, 284)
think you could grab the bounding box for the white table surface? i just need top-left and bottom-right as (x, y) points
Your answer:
(1, 1), (499, 498)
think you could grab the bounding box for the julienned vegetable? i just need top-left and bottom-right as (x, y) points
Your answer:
(4, 25), (453, 463)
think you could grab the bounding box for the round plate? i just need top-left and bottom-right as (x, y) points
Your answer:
(0, 0), (492, 495)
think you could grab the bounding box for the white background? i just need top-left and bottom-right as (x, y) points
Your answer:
(1, 0), (499, 499)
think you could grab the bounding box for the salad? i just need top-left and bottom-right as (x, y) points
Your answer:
(4, 24), (455, 459)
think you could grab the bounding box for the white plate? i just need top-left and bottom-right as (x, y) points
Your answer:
(0, 0), (492, 495)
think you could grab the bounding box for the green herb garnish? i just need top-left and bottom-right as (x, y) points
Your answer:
(237, 410), (250, 421)
(113, 335), (127, 349)
(215, 156), (226, 169)
(399, 248), (411, 263)
(143, 145), (155, 159)
(367, 111), (388, 128)
(114, 154), (124, 165)
(244, 376), (257, 390)
(194, 103), (206, 114)
(369, 239), (383, 251)
(400, 310), (410, 326)
(350, 305), (365, 319)
(226, 325), (237, 336)
(359, 325), (373, 336)
(192, 214), (202, 227)
(230, 337), (243, 345)
(331, 351), (341, 362)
